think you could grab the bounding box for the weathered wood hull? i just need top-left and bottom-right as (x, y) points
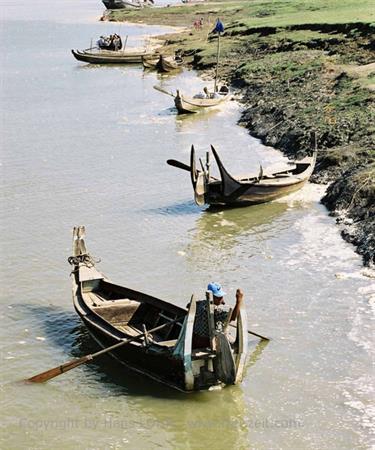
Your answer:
(71, 49), (151, 64)
(174, 92), (230, 114)
(70, 226), (249, 392)
(103, 0), (152, 9)
(168, 145), (317, 207)
(157, 56), (182, 72)
(206, 176), (310, 206)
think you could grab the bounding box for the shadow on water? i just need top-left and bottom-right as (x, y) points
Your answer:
(12, 305), (191, 398)
(187, 201), (289, 254)
(142, 199), (199, 216)
(15, 304), (268, 400)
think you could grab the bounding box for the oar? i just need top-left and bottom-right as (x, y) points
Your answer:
(167, 159), (219, 181)
(26, 317), (183, 383)
(153, 85), (175, 98)
(229, 323), (270, 341)
(167, 159), (191, 172)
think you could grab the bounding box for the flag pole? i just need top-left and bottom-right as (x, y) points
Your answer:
(214, 31), (220, 93)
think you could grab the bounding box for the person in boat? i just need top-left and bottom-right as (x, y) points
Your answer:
(97, 36), (107, 49)
(190, 282), (244, 348)
(113, 34), (122, 51)
(193, 86), (210, 99)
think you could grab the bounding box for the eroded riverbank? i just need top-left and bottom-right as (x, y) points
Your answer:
(108, 0), (375, 265)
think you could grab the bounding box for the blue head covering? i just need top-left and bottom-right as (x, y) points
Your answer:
(207, 282), (226, 298)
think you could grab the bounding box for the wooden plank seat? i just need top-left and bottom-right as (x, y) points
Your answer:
(191, 349), (216, 360)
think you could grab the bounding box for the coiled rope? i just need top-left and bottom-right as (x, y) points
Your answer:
(67, 254), (100, 268)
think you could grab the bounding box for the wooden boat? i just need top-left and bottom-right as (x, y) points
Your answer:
(157, 55), (183, 72)
(174, 88), (230, 114)
(142, 55), (159, 69)
(103, 0), (154, 9)
(71, 48), (153, 64)
(69, 226), (249, 392)
(143, 54), (183, 72)
(167, 145), (317, 207)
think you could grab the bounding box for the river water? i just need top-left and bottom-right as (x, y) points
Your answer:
(1, 1), (374, 449)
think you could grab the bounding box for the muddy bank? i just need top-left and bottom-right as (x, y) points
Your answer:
(108, 7), (374, 265)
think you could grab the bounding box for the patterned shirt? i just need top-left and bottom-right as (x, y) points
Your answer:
(193, 300), (230, 337)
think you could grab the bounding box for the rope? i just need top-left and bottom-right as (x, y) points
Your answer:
(67, 254), (100, 268)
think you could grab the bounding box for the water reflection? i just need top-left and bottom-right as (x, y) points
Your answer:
(187, 202), (289, 256)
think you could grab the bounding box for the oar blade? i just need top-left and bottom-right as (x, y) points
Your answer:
(26, 355), (91, 383)
(166, 159), (191, 172)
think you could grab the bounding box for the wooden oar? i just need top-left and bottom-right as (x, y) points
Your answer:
(167, 159), (219, 181)
(167, 159), (191, 172)
(26, 317), (183, 383)
(153, 85), (175, 98)
(229, 323), (269, 341)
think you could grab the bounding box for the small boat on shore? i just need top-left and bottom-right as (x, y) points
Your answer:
(69, 226), (249, 392)
(167, 145), (317, 207)
(174, 87), (230, 113)
(153, 85), (230, 113)
(71, 48), (153, 64)
(143, 54), (183, 72)
(103, 0), (154, 9)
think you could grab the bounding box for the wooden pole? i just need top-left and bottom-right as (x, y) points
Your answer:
(123, 35), (128, 53)
(214, 32), (220, 93)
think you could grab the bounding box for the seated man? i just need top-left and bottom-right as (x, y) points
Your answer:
(191, 282), (244, 348)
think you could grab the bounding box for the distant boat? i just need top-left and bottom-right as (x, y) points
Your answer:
(69, 226), (249, 392)
(167, 145), (317, 207)
(143, 54), (183, 72)
(174, 87), (230, 113)
(103, 0), (154, 9)
(154, 24), (230, 113)
(71, 48), (153, 64)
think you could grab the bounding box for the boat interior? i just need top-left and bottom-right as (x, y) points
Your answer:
(81, 279), (185, 348)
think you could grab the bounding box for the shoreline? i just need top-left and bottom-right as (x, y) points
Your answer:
(106, 0), (374, 266)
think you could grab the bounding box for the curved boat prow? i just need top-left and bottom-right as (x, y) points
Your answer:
(210, 145), (242, 197)
(72, 225), (87, 257)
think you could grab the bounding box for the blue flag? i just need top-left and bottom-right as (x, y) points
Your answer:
(214, 19), (224, 33)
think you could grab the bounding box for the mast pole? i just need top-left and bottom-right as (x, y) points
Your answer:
(214, 31), (220, 93)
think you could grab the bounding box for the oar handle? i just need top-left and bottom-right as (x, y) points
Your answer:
(229, 323), (269, 341)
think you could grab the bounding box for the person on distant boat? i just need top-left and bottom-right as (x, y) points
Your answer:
(193, 87), (210, 99)
(188, 283), (245, 348)
(113, 34), (122, 51)
(97, 36), (107, 49)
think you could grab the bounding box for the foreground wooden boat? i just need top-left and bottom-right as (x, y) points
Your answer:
(167, 145), (317, 207)
(69, 226), (249, 392)
(71, 48), (153, 64)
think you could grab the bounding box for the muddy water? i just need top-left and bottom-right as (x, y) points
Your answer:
(1, 2), (374, 449)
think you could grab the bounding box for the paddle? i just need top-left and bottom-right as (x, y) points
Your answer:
(153, 85), (175, 98)
(166, 159), (219, 181)
(167, 159), (191, 172)
(26, 317), (183, 383)
(229, 323), (269, 341)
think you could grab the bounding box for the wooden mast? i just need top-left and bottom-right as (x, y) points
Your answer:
(213, 31), (221, 93)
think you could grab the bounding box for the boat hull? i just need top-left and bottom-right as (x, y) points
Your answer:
(69, 226), (249, 392)
(72, 49), (151, 64)
(78, 311), (187, 391)
(206, 178), (310, 206)
(103, 0), (152, 9)
(174, 93), (230, 114)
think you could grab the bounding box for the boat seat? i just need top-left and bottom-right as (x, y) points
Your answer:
(191, 349), (216, 360)
(156, 339), (177, 348)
